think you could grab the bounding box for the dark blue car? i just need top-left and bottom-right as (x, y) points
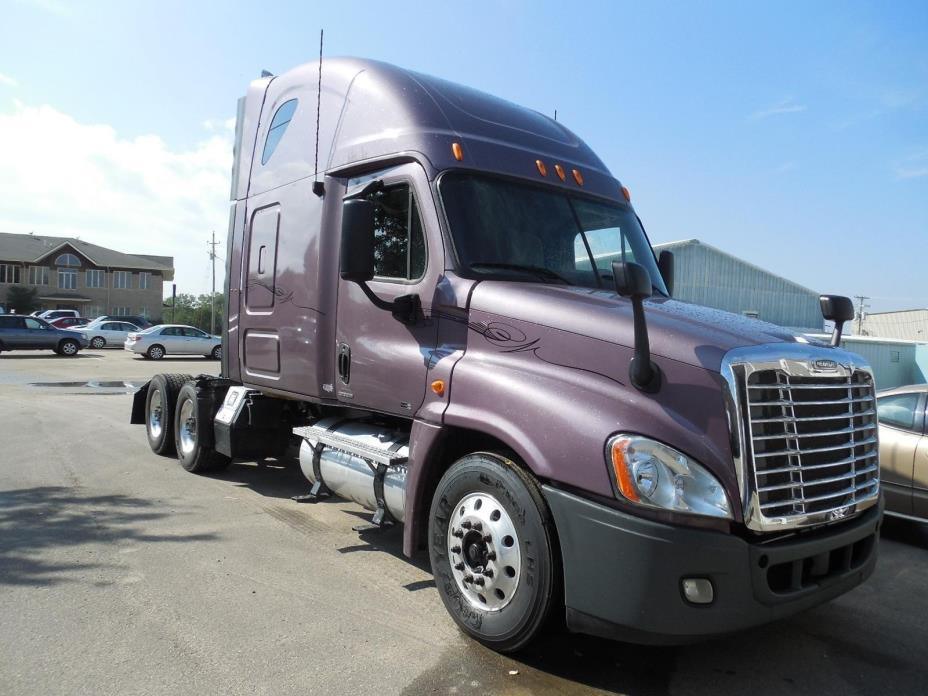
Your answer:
(0, 314), (90, 356)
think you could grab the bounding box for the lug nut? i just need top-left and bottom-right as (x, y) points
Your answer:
(452, 529), (464, 538)
(451, 545), (461, 554)
(486, 551), (496, 561)
(461, 521), (472, 530)
(482, 534), (492, 543)
(474, 577), (485, 587)
(454, 562), (465, 571)
(472, 522), (483, 532)
(483, 569), (494, 578)
(463, 574), (474, 584)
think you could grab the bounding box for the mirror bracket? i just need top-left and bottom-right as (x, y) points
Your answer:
(356, 282), (420, 325)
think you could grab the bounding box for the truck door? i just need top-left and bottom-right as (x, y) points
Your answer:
(334, 163), (442, 417)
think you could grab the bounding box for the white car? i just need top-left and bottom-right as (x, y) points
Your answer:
(125, 324), (221, 360)
(72, 319), (141, 349)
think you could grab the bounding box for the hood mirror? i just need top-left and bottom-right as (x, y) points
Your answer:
(820, 294), (854, 347)
(613, 261), (661, 393)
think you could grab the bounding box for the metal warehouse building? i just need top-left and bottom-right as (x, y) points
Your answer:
(860, 308), (928, 342)
(652, 239), (823, 332)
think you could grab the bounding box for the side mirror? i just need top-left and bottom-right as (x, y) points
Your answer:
(657, 250), (674, 297)
(612, 260), (652, 299)
(339, 199), (376, 282)
(612, 261), (660, 392)
(820, 294), (855, 347)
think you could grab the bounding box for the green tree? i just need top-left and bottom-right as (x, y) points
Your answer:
(5, 285), (40, 314)
(161, 292), (224, 333)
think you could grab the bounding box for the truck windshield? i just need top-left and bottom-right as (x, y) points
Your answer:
(439, 172), (667, 295)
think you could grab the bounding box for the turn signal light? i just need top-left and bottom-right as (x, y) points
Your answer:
(554, 164), (566, 181)
(610, 438), (640, 503)
(451, 142), (464, 161)
(572, 168), (584, 186)
(621, 186), (631, 202)
(431, 379), (446, 397)
(536, 159), (548, 176)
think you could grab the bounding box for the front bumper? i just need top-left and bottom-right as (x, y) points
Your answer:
(543, 485), (881, 645)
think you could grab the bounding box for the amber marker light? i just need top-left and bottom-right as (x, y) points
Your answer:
(610, 438), (640, 503)
(431, 380), (446, 397)
(572, 168), (584, 186)
(554, 164), (566, 181)
(535, 159), (548, 176)
(621, 186), (631, 202)
(451, 142), (464, 161)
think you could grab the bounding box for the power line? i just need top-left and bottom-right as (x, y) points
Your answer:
(854, 295), (870, 335)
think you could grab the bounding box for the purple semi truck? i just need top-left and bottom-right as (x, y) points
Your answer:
(132, 58), (882, 652)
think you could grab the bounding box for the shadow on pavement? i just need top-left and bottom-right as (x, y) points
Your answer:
(0, 486), (218, 587)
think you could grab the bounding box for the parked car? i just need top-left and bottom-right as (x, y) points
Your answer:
(49, 316), (90, 329)
(878, 384), (928, 522)
(97, 315), (153, 329)
(36, 309), (80, 321)
(72, 320), (141, 349)
(0, 314), (89, 356)
(125, 324), (221, 360)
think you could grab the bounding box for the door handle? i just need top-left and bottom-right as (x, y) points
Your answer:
(338, 343), (351, 385)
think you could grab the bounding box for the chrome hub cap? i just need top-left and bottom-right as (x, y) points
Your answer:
(178, 399), (197, 456)
(62, 342), (77, 355)
(148, 389), (163, 439)
(150, 347), (163, 359)
(447, 492), (521, 611)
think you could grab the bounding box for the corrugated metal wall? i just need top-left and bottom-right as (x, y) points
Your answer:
(839, 338), (926, 390)
(653, 240), (823, 331)
(861, 309), (928, 341)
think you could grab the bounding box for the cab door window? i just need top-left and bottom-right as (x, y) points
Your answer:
(366, 184), (426, 281)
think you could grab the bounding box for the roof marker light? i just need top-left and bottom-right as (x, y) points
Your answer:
(572, 168), (584, 186)
(554, 164), (566, 181)
(535, 159), (548, 176)
(452, 142), (464, 161)
(621, 186), (631, 202)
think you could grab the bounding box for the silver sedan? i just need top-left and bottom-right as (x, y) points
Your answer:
(125, 324), (221, 360)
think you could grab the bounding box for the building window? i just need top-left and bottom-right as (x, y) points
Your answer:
(58, 269), (77, 290)
(261, 99), (298, 165)
(139, 272), (150, 290)
(112, 306), (131, 315)
(55, 253), (81, 267)
(890, 350), (901, 363)
(29, 266), (49, 285)
(87, 305), (104, 318)
(139, 307), (150, 318)
(113, 271), (131, 289)
(0, 264), (22, 284)
(86, 269), (105, 288)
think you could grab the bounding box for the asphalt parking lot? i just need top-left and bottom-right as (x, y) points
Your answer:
(1, 349), (927, 695)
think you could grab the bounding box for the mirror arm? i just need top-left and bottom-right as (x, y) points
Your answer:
(354, 281), (420, 325)
(628, 297), (661, 393)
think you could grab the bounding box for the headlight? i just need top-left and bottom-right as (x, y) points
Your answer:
(607, 435), (732, 519)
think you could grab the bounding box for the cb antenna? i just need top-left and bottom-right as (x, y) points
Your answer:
(312, 29), (326, 197)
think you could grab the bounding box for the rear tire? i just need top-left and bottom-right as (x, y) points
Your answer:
(173, 383), (230, 473)
(145, 373), (193, 455)
(428, 452), (560, 653)
(147, 344), (165, 360)
(57, 339), (80, 356)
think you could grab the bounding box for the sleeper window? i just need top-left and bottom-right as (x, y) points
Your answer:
(261, 99), (298, 165)
(367, 184), (426, 281)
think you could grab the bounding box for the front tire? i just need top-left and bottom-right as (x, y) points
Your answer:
(173, 383), (230, 473)
(145, 373), (193, 455)
(428, 452), (560, 653)
(57, 339), (80, 356)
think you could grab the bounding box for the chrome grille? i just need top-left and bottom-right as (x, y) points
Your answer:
(721, 344), (881, 532)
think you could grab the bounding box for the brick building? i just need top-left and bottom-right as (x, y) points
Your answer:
(0, 232), (173, 319)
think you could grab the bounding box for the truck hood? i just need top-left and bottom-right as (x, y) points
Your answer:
(468, 281), (811, 372)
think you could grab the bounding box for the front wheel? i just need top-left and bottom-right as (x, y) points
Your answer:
(428, 452), (560, 653)
(57, 339), (80, 356)
(90, 336), (106, 349)
(174, 383), (230, 473)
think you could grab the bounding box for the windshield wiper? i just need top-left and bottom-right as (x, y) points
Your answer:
(467, 262), (570, 285)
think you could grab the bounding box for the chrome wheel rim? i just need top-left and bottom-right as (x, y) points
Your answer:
(178, 398), (197, 456)
(91, 337), (105, 348)
(62, 342), (77, 355)
(447, 492), (521, 612)
(148, 389), (163, 439)
(150, 346), (163, 359)
(214, 346), (222, 359)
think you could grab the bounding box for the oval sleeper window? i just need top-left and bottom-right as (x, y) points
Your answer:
(261, 99), (298, 165)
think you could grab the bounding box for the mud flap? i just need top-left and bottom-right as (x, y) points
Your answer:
(130, 381), (150, 424)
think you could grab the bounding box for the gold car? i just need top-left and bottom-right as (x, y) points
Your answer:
(877, 384), (928, 522)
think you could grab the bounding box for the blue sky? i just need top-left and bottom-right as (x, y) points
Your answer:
(0, 0), (925, 312)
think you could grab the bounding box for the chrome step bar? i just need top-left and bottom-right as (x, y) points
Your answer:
(293, 424), (408, 466)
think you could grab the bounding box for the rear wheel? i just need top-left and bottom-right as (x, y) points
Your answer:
(147, 344), (165, 360)
(57, 339), (80, 356)
(90, 336), (106, 349)
(428, 452), (560, 653)
(174, 383), (230, 473)
(145, 373), (193, 455)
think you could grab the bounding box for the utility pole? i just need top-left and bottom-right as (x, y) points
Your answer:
(854, 295), (870, 335)
(208, 231), (219, 335)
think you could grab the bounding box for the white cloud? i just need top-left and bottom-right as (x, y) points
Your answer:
(0, 102), (233, 295)
(750, 97), (807, 120)
(894, 149), (928, 180)
(0, 72), (18, 88)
